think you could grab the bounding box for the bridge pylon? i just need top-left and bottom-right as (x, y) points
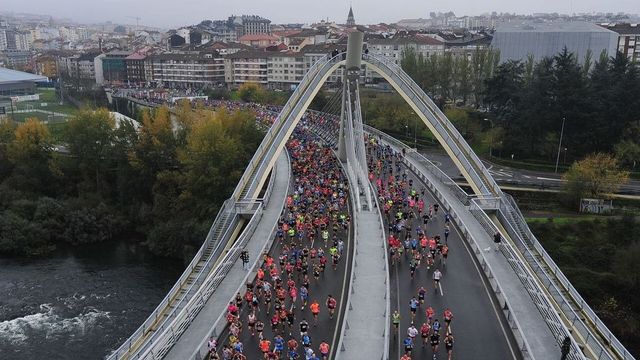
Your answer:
(337, 31), (373, 211)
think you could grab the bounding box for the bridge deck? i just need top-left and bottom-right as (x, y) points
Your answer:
(384, 139), (559, 360)
(338, 209), (388, 359)
(165, 151), (291, 359)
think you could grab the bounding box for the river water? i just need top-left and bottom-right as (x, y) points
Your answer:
(0, 240), (183, 360)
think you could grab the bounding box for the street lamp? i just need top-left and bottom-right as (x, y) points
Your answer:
(483, 118), (493, 157)
(555, 117), (566, 173)
(563, 147), (568, 164)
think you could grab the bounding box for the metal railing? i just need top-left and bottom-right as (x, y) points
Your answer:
(498, 195), (633, 360)
(136, 202), (266, 360)
(188, 150), (291, 360)
(107, 199), (238, 360)
(469, 198), (585, 360)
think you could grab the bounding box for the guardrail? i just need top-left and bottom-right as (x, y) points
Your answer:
(137, 202), (266, 360)
(468, 198), (584, 360)
(134, 151), (283, 359)
(497, 196), (632, 360)
(188, 150), (291, 360)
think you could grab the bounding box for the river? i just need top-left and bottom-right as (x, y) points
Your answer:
(0, 240), (183, 360)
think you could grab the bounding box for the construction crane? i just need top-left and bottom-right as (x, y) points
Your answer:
(127, 16), (141, 32)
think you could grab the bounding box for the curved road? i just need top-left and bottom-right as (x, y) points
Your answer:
(372, 144), (520, 360)
(212, 136), (354, 360)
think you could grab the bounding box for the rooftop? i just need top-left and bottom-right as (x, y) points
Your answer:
(0, 67), (48, 84)
(599, 23), (640, 35)
(496, 21), (617, 33)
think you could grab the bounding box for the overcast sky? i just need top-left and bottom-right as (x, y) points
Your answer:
(3, 0), (638, 28)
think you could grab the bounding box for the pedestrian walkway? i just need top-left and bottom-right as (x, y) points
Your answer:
(382, 139), (559, 360)
(338, 209), (388, 359)
(165, 151), (291, 360)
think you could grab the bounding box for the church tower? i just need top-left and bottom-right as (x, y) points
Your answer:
(346, 6), (356, 27)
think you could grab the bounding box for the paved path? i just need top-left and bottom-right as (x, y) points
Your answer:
(390, 143), (560, 360)
(165, 151), (290, 360)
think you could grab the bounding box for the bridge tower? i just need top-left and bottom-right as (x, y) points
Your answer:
(337, 31), (373, 211)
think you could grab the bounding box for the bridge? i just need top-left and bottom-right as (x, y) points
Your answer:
(106, 32), (635, 360)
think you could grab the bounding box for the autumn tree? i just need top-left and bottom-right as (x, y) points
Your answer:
(562, 153), (629, 208)
(7, 118), (56, 194)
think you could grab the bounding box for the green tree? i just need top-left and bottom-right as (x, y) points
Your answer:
(64, 109), (116, 193)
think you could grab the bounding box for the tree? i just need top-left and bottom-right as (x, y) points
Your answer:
(237, 83), (265, 103)
(6, 119), (55, 194)
(64, 109), (115, 193)
(562, 153), (629, 208)
(614, 140), (640, 169)
(129, 106), (178, 202)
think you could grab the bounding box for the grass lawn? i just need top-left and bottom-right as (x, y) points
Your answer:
(525, 215), (606, 225)
(12, 89), (78, 115)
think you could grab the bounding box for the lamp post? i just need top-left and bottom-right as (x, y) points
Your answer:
(555, 117), (566, 173)
(483, 118), (493, 157)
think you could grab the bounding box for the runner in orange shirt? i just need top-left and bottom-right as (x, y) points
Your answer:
(310, 300), (320, 326)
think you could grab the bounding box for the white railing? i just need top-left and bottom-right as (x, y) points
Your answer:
(107, 198), (237, 360)
(498, 195), (633, 360)
(469, 198), (585, 360)
(188, 150), (291, 360)
(137, 202), (265, 360)
(134, 150), (282, 359)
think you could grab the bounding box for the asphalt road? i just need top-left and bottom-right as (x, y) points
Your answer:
(213, 142), (353, 360)
(423, 149), (640, 195)
(378, 150), (520, 360)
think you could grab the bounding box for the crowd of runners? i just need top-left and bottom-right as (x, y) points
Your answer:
(366, 139), (456, 360)
(204, 119), (351, 359)
(111, 91), (462, 359)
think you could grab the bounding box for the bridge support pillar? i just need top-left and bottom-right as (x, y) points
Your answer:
(337, 31), (373, 211)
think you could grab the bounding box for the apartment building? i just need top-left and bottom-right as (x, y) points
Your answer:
(601, 23), (640, 61)
(150, 52), (225, 88)
(267, 52), (306, 90)
(225, 50), (269, 86)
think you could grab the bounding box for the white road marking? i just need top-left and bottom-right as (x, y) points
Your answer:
(536, 176), (564, 182)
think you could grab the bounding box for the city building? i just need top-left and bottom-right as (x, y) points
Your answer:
(149, 52), (225, 88)
(230, 15), (272, 36)
(224, 50), (268, 87)
(267, 52), (306, 89)
(125, 52), (147, 84)
(600, 23), (640, 61)
(2, 50), (32, 70)
(99, 50), (131, 84)
(492, 21), (618, 63)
